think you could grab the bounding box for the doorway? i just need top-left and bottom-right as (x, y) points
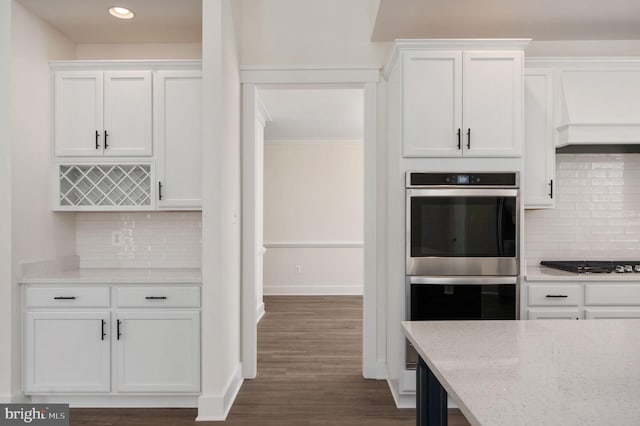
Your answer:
(241, 68), (381, 380)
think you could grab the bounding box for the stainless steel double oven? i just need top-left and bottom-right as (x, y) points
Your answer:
(405, 172), (520, 368)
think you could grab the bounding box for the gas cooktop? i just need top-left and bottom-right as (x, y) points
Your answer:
(540, 260), (640, 274)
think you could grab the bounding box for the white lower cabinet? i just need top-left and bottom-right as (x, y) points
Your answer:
(24, 311), (110, 393)
(114, 311), (200, 393)
(527, 280), (640, 321)
(23, 284), (201, 404)
(527, 308), (581, 320)
(584, 308), (640, 319)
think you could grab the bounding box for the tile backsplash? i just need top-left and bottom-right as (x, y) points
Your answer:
(76, 212), (202, 268)
(526, 154), (640, 265)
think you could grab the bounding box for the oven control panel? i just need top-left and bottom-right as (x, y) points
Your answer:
(408, 172), (518, 187)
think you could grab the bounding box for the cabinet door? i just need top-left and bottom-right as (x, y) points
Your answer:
(103, 71), (153, 157)
(114, 311), (200, 393)
(524, 69), (555, 208)
(528, 308), (581, 320)
(155, 70), (202, 209)
(585, 308), (640, 319)
(462, 51), (523, 157)
(402, 50), (463, 157)
(54, 71), (104, 157)
(24, 311), (110, 393)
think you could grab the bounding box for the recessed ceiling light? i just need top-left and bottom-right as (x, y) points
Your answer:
(108, 6), (135, 20)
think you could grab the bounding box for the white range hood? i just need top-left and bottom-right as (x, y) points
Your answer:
(556, 68), (640, 147)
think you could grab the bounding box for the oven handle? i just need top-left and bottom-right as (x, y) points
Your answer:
(408, 276), (518, 285)
(407, 188), (518, 197)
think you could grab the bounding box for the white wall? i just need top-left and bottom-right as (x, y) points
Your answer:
(263, 139), (364, 294)
(75, 43), (202, 60)
(526, 153), (640, 265)
(198, 0), (242, 420)
(0, 0), (13, 402)
(8, 0), (77, 399)
(238, 0), (390, 66)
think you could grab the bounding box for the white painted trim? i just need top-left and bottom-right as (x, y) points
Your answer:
(241, 83), (259, 380)
(29, 395), (199, 408)
(387, 379), (416, 409)
(526, 57), (640, 68)
(50, 60), (201, 71)
(384, 39), (531, 78)
(240, 67), (380, 85)
(255, 94), (271, 125)
(264, 137), (363, 145)
(264, 285), (363, 296)
(264, 241), (363, 248)
(240, 68), (381, 392)
(256, 302), (265, 323)
(196, 363), (244, 421)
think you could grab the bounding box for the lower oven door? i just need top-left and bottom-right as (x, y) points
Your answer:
(405, 276), (519, 368)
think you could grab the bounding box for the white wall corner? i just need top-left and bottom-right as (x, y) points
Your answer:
(256, 302), (265, 323)
(196, 363), (244, 421)
(362, 359), (387, 380)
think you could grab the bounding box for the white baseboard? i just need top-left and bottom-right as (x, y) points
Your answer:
(387, 378), (415, 409)
(263, 285), (363, 296)
(196, 363), (244, 421)
(0, 394), (27, 404)
(29, 395), (198, 408)
(256, 302), (265, 323)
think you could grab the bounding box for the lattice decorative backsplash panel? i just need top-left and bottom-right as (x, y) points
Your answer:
(59, 164), (151, 207)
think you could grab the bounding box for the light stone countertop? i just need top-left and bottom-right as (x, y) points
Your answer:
(20, 268), (202, 284)
(402, 319), (640, 426)
(526, 265), (640, 282)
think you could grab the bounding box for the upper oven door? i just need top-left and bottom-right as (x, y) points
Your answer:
(406, 188), (519, 276)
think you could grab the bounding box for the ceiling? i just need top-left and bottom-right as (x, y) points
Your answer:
(16, 0), (202, 43)
(372, 0), (640, 41)
(257, 88), (363, 140)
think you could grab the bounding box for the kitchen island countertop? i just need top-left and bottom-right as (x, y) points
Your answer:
(402, 319), (640, 426)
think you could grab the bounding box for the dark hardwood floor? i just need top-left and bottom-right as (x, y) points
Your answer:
(70, 296), (470, 425)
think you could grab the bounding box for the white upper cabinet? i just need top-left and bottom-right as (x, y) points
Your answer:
(102, 71), (153, 156)
(399, 44), (525, 158)
(524, 67), (555, 208)
(54, 71), (104, 157)
(462, 51), (523, 157)
(154, 70), (202, 209)
(403, 51), (463, 157)
(54, 70), (152, 157)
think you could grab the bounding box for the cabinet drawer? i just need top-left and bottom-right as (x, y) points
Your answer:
(25, 286), (110, 308)
(585, 284), (640, 306)
(528, 284), (581, 306)
(115, 286), (200, 308)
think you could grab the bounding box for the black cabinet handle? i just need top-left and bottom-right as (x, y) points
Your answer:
(548, 179), (554, 199)
(466, 128), (471, 149)
(104, 130), (109, 149)
(145, 296), (168, 300)
(545, 294), (568, 298)
(54, 296), (76, 300)
(101, 320), (106, 341)
(158, 181), (163, 200)
(95, 131), (100, 149)
(117, 319), (122, 340)
(457, 128), (461, 150)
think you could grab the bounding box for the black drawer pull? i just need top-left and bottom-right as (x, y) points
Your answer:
(545, 294), (568, 298)
(54, 296), (76, 300)
(117, 319), (122, 340)
(101, 320), (106, 341)
(145, 296), (168, 300)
